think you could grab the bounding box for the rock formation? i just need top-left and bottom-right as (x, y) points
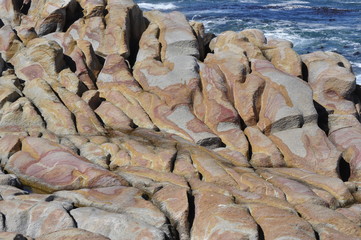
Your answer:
(0, 0), (360, 239)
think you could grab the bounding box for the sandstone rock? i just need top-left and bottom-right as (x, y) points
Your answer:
(296, 203), (361, 238)
(270, 125), (341, 177)
(253, 60), (318, 134)
(264, 39), (303, 77)
(37, 228), (110, 240)
(257, 169), (328, 206)
(0, 0), (22, 27)
(210, 31), (265, 60)
(0, 135), (21, 166)
(302, 51), (357, 115)
(0, 199), (75, 238)
(67, 0), (146, 58)
(144, 11), (199, 60)
(95, 101), (134, 132)
(0, 232), (33, 240)
(248, 203), (316, 240)
(5, 137), (127, 192)
(213, 148), (250, 167)
(51, 84), (105, 135)
(204, 50), (249, 104)
(20, 0), (78, 36)
(198, 61), (249, 155)
(266, 168), (354, 207)
(70, 207), (167, 240)
(10, 38), (65, 81)
(245, 126), (285, 167)
(329, 126), (361, 182)
(234, 73), (265, 126)
(190, 190), (258, 240)
(152, 184), (190, 240)
(55, 186), (166, 228)
(0, 25), (23, 61)
(22, 78), (76, 135)
(79, 142), (110, 168)
(97, 54), (155, 129)
(336, 204), (361, 225)
(0, 97), (45, 133)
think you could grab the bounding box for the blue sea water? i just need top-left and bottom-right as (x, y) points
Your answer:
(136, 0), (361, 84)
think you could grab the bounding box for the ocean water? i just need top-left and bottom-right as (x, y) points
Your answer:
(136, 0), (361, 84)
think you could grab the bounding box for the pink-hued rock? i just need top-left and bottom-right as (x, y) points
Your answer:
(0, 135), (21, 166)
(144, 11), (199, 61)
(234, 73), (265, 127)
(213, 148), (250, 167)
(209, 30), (265, 60)
(0, 199), (75, 238)
(244, 126), (285, 167)
(266, 168), (354, 207)
(10, 38), (65, 82)
(302, 51), (357, 115)
(0, 25), (23, 61)
(190, 190), (258, 240)
(51, 84), (105, 135)
(22, 78), (76, 135)
(0, 97), (45, 133)
(257, 169), (328, 206)
(37, 228), (110, 240)
(4, 137), (128, 192)
(20, 0), (77, 36)
(152, 184), (190, 240)
(252, 60), (318, 134)
(70, 207), (167, 240)
(66, 0), (146, 58)
(95, 101), (134, 132)
(55, 186), (167, 228)
(97, 54), (155, 129)
(0, 232), (33, 240)
(336, 204), (361, 226)
(198, 62), (249, 155)
(270, 125), (341, 177)
(296, 203), (361, 238)
(329, 126), (361, 182)
(264, 39), (303, 77)
(0, 0), (22, 27)
(248, 203), (316, 240)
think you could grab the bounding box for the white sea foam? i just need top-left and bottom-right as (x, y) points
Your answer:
(138, 2), (178, 10)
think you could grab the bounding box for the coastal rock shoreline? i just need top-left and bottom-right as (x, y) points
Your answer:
(0, 0), (361, 239)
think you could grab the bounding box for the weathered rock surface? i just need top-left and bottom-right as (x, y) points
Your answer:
(0, 0), (360, 239)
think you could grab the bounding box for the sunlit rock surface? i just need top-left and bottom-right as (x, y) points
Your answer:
(0, 0), (360, 239)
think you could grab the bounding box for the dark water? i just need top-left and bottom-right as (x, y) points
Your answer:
(136, 0), (361, 84)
